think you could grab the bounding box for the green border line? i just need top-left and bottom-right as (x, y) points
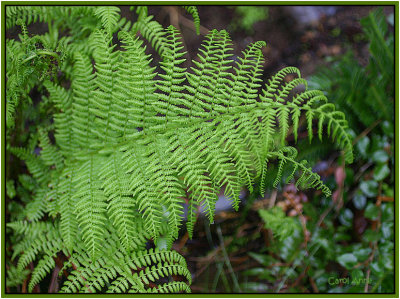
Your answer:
(1, 1), (398, 298)
(0, 1), (399, 5)
(395, 1), (399, 298)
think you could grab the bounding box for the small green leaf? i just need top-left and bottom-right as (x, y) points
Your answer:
(381, 203), (394, 222)
(363, 229), (380, 242)
(382, 183), (394, 197)
(353, 248), (371, 262)
(364, 203), (379, 220)
(381, 222), (393, 239)
(372, 150), (389, 164)
(370, 261), (385, 277)
(240, 282), (269, 292)
(356, 136), (370, 158)
(360, 180), (378, 197)
(381, 252), (394, 271)
(242, 267), (272, 279)
(351, 268), (364, 280)
(382, 120), (394, 138)
(248, 252), (275, 266)
(353, 192), (366, 210)
(373, 163), (390, 181)
(6, 180), (16, 199)
(339, 209), (353, 227)
(337, 253), (358, 270)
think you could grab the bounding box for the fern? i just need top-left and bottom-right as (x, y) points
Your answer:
(309, 8), (393, 135)
(94, 6), (121, 35)
(258, 206), (300, 241)
(6, 5), (354, 293)
(183, 6), (201, 35)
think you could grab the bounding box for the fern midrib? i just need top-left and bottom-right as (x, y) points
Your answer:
(111, 153), (131, 248)
(367, 12), (393, 65)
(102, 50), (117, 143)
(208, 34), (232, 117)
(163, 36), (179, 127)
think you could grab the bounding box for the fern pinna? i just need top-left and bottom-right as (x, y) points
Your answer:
(6, 6), (353, 293)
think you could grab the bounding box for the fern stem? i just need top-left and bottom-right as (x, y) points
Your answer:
(368, 13), (393, 64)
(22, 50), (59, 64)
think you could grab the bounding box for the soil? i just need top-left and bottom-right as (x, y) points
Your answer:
(144, 5), (394, 79)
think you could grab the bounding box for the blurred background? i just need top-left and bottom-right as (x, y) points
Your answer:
(139, 5), (394, 294)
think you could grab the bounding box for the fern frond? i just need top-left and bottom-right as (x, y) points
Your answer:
(132, 15), (168, 57)
(304, 103), (353, 163)
(152, 26), (187, 127)
(6, 12), (356, 294)
(263, 66), (301, 99)
(89, 30), (121, 144)
(6, 6), (46, 29)
(7, 221), (62, 273)
(267, 147), (331, 196)
(94, 6), (121, 35)
(43, 80), (74, 155)
(61, 242), (190, 293)
(57, 164), (78, 253)
(149, 281), (192, 293)
(167, 132), (218, 227)
(9, 147), (49, 184)
(28, 254), (55, 292)
(134, 6), (148, 20)
(182, 6), (200, 35)
(120, 141), (164, 243)
(73, 155), (108, 259)
(118, 30), (157, 131)
(144, 136), (186, 246)
(70, 52), (96, 149)
(38, 128), (63, 169)
(98, 152), (137, 251)
(24, 187), (47, 221)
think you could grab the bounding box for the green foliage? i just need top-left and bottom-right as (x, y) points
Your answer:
(242, 198), (394, 293)
(259, 207), (300, 240)
(244, 8), (395, 293)
(183, 6), (201, 35)
(6, 5), (353, 293)
(309, 8), (394, 136)
(231, 6), (269, 34)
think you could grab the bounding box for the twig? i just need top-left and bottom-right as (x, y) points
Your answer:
(289, 265), (309, 289)
(268, 190), (278, 208)
(364, 182), (382, 293)
(316, 202), (335, 228)
(194, 236), (233, 278)
(211, 262), (224, 292)
(232, 261), (291, 273)
(48, 264), (60, 293)
(352, 119), (381, 146)
(178, 14), (210, 35)
(217, 225), (241, 292)
(354, 162), (374, 182)
(174, 232), (189, 253)
(364, 268), (371, 293)
(309, 276), (319, 293)
(276, 243), (321, 293)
